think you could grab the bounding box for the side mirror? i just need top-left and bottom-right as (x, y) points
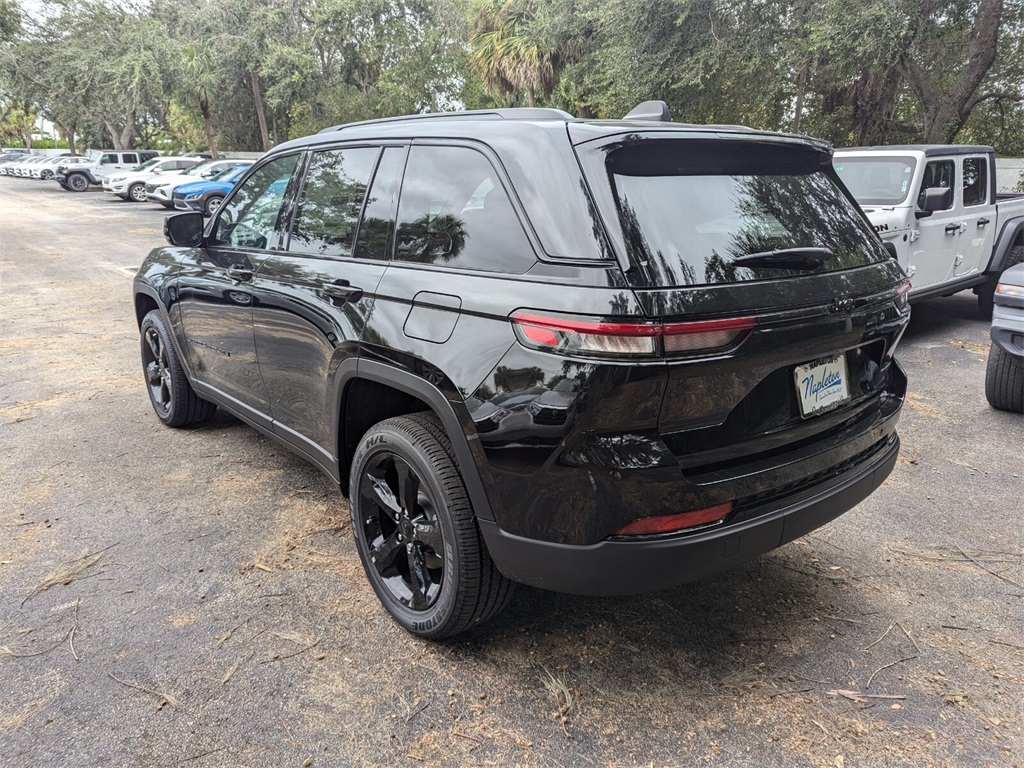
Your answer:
(164, 212), (204, 247)
(915, 187), (952, 218)
(883, 241), (898, 260)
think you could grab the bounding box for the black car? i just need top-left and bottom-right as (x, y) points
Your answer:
(133, 103), (910, 638)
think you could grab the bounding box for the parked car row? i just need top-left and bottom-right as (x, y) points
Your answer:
(0, 152), (83, 179)
(3, 150), (252, 215)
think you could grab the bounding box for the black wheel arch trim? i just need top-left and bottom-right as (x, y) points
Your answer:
(334, 359), (497, 523)
(133, 280), (199, 384)
(991, 217), (1024, 272)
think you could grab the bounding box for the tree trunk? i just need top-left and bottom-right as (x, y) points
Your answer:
(67, 120), (77, 155)
(119, 110), (136, 149)
(526, 84), (536, 108)
(793, 66), (808, 133)
(200, 101), (219, 159)
(903, 0), (1003, 143)
(101, 117), (123, 149)
(250, 69), (272, 151)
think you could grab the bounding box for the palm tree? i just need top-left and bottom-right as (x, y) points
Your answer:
(182, 43), (219, 158)
(469, 0), (561, 108)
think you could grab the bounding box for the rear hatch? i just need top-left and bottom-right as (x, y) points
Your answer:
(573, 130), (909, 479)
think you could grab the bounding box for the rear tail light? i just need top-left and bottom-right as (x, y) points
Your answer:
(613, 503), (732, 536)
(895, 279), (911, 312)
(510, 311), (755, 359)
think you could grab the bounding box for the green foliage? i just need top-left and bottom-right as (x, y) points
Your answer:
(0, 0), (1021, 152)
(25, 137), (70, 148)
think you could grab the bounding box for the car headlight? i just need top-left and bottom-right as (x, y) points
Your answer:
(996, 282), (1023, 299)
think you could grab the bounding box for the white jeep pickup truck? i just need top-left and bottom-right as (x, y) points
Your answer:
(834, 145), (1024, 317)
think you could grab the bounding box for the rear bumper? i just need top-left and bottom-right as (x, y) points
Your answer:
(480, 433), (899, 596)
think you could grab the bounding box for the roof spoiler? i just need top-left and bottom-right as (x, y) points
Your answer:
(624, 100), (672, 122)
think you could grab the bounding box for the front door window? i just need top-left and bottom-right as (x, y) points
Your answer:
(211, 154), (300, 251)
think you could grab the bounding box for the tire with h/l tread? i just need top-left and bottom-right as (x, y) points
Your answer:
(349, 411), (514, 638)
(140, 310), (216, 427)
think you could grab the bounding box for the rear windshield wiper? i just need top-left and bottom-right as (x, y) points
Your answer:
(732, 247), (835, 271)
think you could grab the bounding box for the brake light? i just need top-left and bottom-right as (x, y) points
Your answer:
(613, 503), (732, 536)
(511, 311), (755, 358)
(895, 279), (911, 312)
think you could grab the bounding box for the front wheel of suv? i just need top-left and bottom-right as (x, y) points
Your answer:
(205, 195), (224, 216)
(66, 173), (89, 192)
(128, 183), (147, 202)
(140, 310), (216, 427)
(349, 412), (514, 638)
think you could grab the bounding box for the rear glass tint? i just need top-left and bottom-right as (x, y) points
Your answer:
(603, 141), (888, 288)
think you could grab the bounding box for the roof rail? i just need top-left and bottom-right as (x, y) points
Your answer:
(317, 108), (575, 134)
(623, 100), (672, 122)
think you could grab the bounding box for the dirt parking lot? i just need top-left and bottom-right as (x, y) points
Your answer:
(1, 176), (1022, 767)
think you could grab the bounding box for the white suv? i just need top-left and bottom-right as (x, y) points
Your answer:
(102, 157), (202, 202)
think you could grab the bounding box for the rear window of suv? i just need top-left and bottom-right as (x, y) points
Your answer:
(596, 139), (889, 288)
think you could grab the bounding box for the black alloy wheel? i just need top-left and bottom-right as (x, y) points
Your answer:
(66, 173), (89, 192)
(350, 413), (513, 638)
(139, 310), (215, 427)
(360, 452), (446, 610)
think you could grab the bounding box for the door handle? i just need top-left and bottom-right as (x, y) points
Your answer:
(226, 264), (254, 282)
(977, 218), (990, 226)
(944, 224), (960, 235)
(322, 281), (363, 303)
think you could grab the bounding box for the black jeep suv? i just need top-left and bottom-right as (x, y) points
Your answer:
(133, 104), (910, 638)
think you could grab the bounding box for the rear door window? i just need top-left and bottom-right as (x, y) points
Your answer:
(354, 147), (406, 261)
(962, 157), (988, 207)
(595, 140), (888, 287)
(392, 145), (535, 273)
(289, 147), (379, 258)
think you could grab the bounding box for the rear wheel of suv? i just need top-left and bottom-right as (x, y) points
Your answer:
(140, 310), (216, 427)
(985, 343), (1024, 413)
(128, 183), (147, 202)
(66, 173), (89, 192)
(349, 412), (514, 638)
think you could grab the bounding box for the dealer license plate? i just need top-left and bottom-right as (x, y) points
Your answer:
(793, 355), (851, 418)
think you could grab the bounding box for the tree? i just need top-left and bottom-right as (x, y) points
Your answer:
(181, 43), (220, 157)
(470, 0), (566, 108)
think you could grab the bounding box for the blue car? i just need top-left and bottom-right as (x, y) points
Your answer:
(173, 164), (251, 215)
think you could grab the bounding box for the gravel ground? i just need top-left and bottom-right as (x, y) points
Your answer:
(1, 176), (1022, 768)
